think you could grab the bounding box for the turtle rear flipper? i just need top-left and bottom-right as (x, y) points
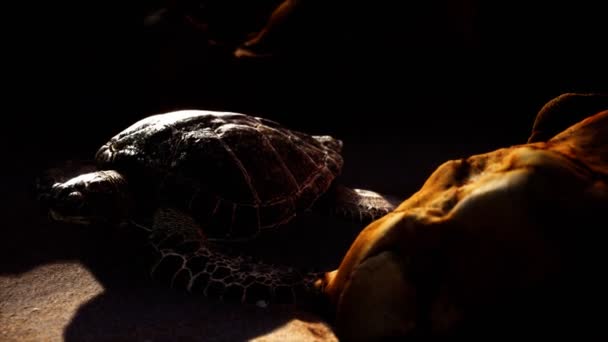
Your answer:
(318, 184), (400, 223)
(141, 208), (322, 306)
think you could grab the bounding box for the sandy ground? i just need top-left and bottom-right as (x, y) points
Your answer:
(0, 263), (337, 342)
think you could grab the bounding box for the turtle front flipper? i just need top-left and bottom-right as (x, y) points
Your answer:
(142, 208), (323, 306)
(318, 184), (400, 223)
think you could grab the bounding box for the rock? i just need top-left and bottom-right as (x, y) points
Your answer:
(320, 99), (608, 340)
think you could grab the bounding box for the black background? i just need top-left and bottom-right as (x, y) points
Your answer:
(7, 1), (606, 188)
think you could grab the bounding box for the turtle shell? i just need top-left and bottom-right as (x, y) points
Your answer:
(95, 110), (344, 239)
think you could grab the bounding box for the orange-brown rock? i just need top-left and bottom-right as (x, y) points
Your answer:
(320, 108), (608, 340)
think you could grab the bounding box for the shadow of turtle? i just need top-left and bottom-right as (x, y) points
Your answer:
(59, 211), (358, 341)
(65, 292), (332, 341)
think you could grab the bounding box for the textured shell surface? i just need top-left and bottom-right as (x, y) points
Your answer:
(95, 110), (344, 239)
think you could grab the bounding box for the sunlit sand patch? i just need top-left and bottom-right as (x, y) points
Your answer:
(0, 262), (103, 342)
(250, 318), (338, 342)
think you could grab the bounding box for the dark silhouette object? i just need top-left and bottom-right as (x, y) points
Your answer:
(234, 0), (303, 58)
(528, 92), (608, 143)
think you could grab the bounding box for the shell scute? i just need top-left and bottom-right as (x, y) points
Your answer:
(214, 123), (299, 202)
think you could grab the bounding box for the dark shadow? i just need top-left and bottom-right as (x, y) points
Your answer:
(66, 292), (329, 341)
(60, 211), (361, 341)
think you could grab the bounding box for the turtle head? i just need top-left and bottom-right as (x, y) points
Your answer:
(43, 170), (132, 225)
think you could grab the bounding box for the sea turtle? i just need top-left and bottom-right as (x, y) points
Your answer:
(316, 93), (608, 340)
(38, 109), (396, 305)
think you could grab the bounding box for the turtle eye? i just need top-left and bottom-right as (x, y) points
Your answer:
(66, 191), (84, 208)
